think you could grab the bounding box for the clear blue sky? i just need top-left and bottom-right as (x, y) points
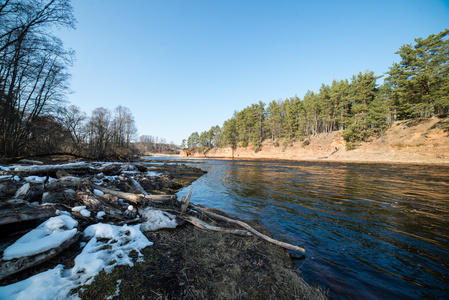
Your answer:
(58, 0), (449, 145)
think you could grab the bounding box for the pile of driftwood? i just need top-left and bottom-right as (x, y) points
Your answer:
(0, 160), (304, 281)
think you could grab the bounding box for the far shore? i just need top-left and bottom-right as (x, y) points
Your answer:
(179, 150), (449, 166)
(179, 117), (449, 166)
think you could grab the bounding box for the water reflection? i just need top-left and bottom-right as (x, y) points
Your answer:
(174, 159), (449, 299)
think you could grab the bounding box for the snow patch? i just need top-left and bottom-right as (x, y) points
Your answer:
(106, 279), (122, 299)
(24, 176), (45, 184)
(93, 189), (104, 196)
(0, 223), (152, 300)
(2, 215), (78, 260)
(96, 211), (106, 219)
(72, 206), (91, 217)
(140, 208), (178, 231)
(146, 171), (161, 177)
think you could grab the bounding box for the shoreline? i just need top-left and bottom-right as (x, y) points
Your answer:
(179, 151), (449, 166)
(180, 117), (449, 166)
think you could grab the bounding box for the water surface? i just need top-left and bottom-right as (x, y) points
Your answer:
(159, 158), (449, 299)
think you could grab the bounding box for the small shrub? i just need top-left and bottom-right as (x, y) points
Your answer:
(241, 141), (248, 147)
(345, 142), (360, 150)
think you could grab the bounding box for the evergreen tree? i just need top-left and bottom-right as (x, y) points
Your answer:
(266, 99), (283, 142)
(386, 29), (449, 118)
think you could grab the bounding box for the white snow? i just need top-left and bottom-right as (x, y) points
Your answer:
(23, 176), (57, 184)
(0, 165), (18, 171)
(80, 209), (91, 217)
(146, 171), (161, 177)
(0, 223), (152, 300)
(106, 279), (122, 300)
(24, 176), (45, 183)
(140, 208), (178, 231)
(96, 211), (106, 219)
(72, 206), (91, 217)
(2, 215), (78, 260)
(71, 205), (86, 212)
(93, 189), (104, 196)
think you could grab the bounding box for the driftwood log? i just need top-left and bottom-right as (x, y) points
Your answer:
(17, 159), (44, 165)
(180, 215), (251, 236)
(14, 162), (89, 173)
(91, 184), (174, 204)
(180, 186), (192, 214)
(129, 178), (148, 196)
(76, 190), (124, 217)
(46, 176), (84, 189)
(0, 204), (59, 225)
(189, 203), (306, 253)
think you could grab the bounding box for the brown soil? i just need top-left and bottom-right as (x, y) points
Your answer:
(181, 117), (449, 165)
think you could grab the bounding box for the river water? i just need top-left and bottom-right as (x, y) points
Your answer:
(152, 157), (449, 299)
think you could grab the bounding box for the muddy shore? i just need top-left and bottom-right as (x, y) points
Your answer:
(0, 156), (326, 299)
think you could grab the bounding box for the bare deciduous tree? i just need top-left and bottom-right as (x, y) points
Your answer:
(0, 0), (75, 157)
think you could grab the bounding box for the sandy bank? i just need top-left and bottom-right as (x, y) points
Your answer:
(181, 117), (449, 165)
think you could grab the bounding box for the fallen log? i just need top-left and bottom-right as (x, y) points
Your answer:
(76, 190), (124, 217)
(14, 183), (31, 199)
(90, 183), (174, 204)
(46, 176), (84, 189)
(129, 178), (149, 196)
(0, 175), (13, 182)
(17, 159), (44, 165)
(0, 232), (81, 280)
(180, 215), (251, 236)
(189, 203), (306, 253)
(0, 205), (58, 225)
(14, 162), (89, 173)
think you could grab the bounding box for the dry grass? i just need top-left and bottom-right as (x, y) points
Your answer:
(79, 221), (327, 299)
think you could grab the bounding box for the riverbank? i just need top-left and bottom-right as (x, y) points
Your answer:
(0, 157), (326, 299)
(181, 117), (449, 165)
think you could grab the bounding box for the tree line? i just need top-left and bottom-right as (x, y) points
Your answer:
(0, 0), (163, 159)
(184, 29), (449, 150)
(137, 135), (178, 154)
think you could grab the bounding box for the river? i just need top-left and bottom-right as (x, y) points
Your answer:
(150, 157), (449, 299)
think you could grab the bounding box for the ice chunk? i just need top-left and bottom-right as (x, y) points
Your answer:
(2, 215), (78, 260)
